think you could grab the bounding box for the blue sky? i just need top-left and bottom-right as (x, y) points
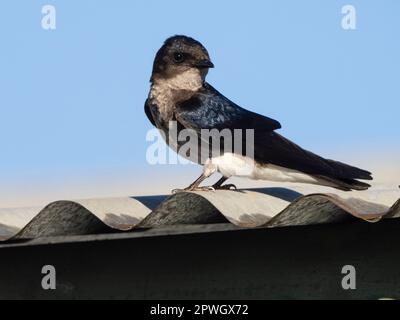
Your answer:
(0, 1), (399, 205)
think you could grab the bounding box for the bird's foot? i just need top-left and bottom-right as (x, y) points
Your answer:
(172, 186), (216, 194)
(213, 183), (237, 191)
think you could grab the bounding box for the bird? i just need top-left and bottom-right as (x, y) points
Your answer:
(145, 35), (373, 192)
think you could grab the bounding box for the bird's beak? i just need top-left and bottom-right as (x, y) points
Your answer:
(195, 59), (214, 69)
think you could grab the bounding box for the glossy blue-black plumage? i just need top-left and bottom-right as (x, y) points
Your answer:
(176, 83), (281, 132)
(145, 82), (372, 190)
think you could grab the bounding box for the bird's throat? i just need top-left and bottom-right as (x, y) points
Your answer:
(150, 68), (204, 122)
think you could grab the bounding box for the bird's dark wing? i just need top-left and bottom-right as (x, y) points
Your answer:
(255, 132), (372, 181)
(175, 83), (371, 186)
(144, 98), (156, 126)
(175, 83), (281, 132)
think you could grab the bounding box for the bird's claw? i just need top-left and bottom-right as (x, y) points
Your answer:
(172, 184), (237, 194)
(172, 189), (183, 194)
(214, 184), (237, 191)
(172, 186), (216, 194)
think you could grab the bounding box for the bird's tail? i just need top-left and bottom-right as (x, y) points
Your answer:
(314, 175), (371, 191)
(313, 159), (373, 191)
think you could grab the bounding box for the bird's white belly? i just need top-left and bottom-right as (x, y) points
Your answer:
(207, 153), (319, 184)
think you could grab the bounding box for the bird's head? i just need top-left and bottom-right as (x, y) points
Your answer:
(151, 35), (214, 83)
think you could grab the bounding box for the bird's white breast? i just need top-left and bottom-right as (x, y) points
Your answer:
(206, 153), (320, 184)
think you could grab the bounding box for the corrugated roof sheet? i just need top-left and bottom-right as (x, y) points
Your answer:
(1, 187), (399, 243)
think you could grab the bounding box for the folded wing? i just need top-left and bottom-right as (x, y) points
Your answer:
(175, 83), (372, 190)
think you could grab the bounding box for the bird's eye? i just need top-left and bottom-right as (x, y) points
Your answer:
(173, 52), (185, 63)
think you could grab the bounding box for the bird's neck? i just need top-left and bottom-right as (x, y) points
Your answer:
(150, 69), (205, 121)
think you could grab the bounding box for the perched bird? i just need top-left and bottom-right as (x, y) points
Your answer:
(145, 35), (372, 192)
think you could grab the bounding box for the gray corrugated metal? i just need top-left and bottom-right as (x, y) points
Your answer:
(0, 188), (399, 243)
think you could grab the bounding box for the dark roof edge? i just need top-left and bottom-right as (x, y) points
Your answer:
(0, 223), (245, 249)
